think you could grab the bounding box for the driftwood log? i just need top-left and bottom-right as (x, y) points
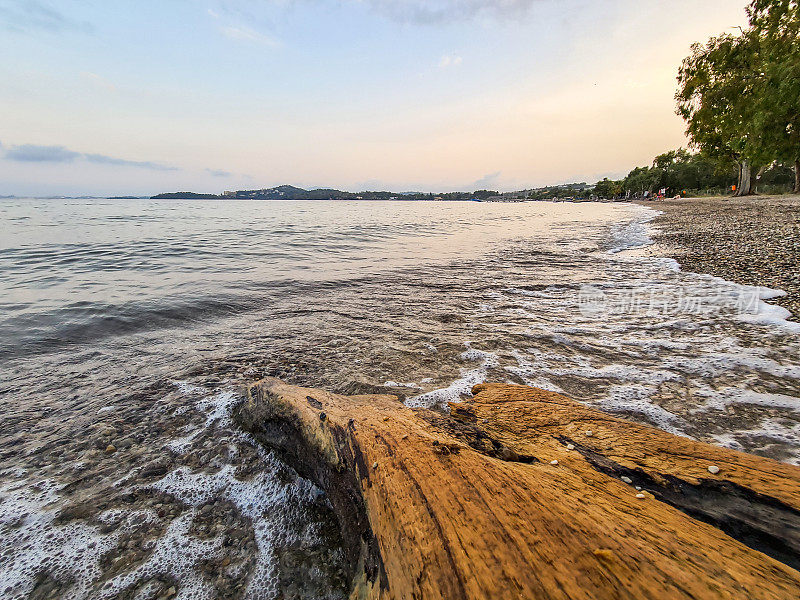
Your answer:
(234, 378), (800, 599)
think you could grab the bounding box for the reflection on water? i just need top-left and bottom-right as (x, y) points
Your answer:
(0, 198), (798, 599)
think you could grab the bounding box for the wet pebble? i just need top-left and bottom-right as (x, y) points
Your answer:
(550, 460), (559, 466)
(621, 476), (632, 484)
(707, 465), (720, 475)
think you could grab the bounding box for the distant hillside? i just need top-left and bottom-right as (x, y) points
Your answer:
(222, 186), (400, 200)
(524, 182), (592, 201)
(151, 186), (503, 201)
(151, 191), (221, 199)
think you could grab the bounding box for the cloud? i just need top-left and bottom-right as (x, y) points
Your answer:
(220, 25), (280, 47)
(84, 154), (178, 171)
(354, 0), (540, 24)
(205, 168), (232, 177)
(0, 0), (92, 34)
(439, 54), (463, 69)
(3, 143), (177, 171)
(213, 0), (540, 25)
(5, 144), (80, 162)
(473, 171), (502, 188)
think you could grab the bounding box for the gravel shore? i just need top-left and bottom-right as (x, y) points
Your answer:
(641, 195), (800, 321)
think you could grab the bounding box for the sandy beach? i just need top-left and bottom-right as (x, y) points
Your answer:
(642, 195), (800, 320)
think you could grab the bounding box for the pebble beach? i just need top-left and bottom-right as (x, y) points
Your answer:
(644, 195), (800, 320)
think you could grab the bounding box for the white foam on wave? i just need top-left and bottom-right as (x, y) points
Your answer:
(736, 297), (800, 333)
(600, 384), (684, 435)
(501, 285), (566, 299)
(696, 386), (800, 412)
(504, 350), (563, 392)
(679, 272), (800, 334)
(406, 343), (498, 409)
(166, 430), (202, 454)
(128, 384), (327, 600)
(607, 208), (658, 254)
(713, 418), (800, 464)
(96, 511), (224, 600)
(139, 457), (320, 600)
(405, 202), (800, 463)
(608, 206), (799, 335)
(504, 348), (685, 431)
(0, 478), (121, 600)
(165, 387), (240, 455)
(557, 363), (679, 384)
(196, 390), (240, 427)
(175, 381), (208, 396)
(621, 337), (690, 353)
(663, 343), (800, 380)
(508, 346), (679, 386)
(0, 380), (337, 600)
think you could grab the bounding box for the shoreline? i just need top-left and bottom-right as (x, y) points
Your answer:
(638, 195), (800, 321)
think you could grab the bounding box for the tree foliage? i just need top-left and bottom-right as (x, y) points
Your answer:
(624, 150), (736, 196)
(676, 0), (800, 194)
(593, 178), (623, 199)
(590, 147), (792, 200)
(748, 0), (800, 189)
(676, 32), (762, 194)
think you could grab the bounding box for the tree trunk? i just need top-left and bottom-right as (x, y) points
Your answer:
(795, 159), (800, 194)
(238, 379), (800, 600)
(736, 161), (753, 196)
(734, 162), (743, 195)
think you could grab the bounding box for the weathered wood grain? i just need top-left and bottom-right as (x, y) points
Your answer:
(235, 378), (800, 600)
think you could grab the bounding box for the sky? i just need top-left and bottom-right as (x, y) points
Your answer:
(0, 0), (748, 196)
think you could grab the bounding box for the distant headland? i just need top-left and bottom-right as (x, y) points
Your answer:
(150, 184), (605, 202)
(151, 185), (507, 201)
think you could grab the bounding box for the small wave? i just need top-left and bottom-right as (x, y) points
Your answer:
(607, 207), (659, 254)
(406, 343), (498, 409)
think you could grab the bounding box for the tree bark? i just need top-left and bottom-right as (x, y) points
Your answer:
(734, 162), (743, 195)
(794, 159), (800, 194)
(237, 378), (800, 600)
(736, 161), (753, 196)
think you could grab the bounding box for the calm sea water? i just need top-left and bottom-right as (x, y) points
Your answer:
(1, 198), (799, 599)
